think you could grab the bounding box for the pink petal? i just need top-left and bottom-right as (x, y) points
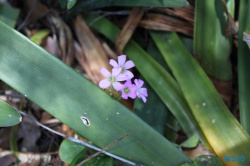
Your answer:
(112, 82), (123, 91)
(136, 92), (147, 103)
(141, 95), (147, 103)
(139, 88), (148, 97)
(121, 93), (129, 99)
(129, 94), (136, 99)
(130, 84), (137, 91)
(134, 79), (144, 88)
(116, 74), (129, 81)
(112, 67), (122, 77)
(123, 70), (134, 79)
(124, 79), (132, 86)
(128, 91), (136, 99)
(109, 59), (118, 68)
(124, 60), (135, 69)
(118, 55), (126, 66)
(100, 68), (111, 77)
(99, 79), (111, 89)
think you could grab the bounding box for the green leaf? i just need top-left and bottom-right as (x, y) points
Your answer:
(180, 135), (199, 148)
(0, 4), (19, 28)
(194, 0), (233, 80)
(70, 0), (189, 15)
(150, 31), (250, 165)
(0, 20), (191, 165)
(30, 29), (50, 45)
(0, 99), (21, 127)
(10, 126), (19, 161)
(67, 0), (77, 9)
(133, 79), (167, 135)
(146, 40), (181, 142)
(59, 139), (86, 164)
(238, 0), (250, 134)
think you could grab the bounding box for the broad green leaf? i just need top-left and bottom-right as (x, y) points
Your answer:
(133, 41), (168, 135)
(238, 0), (250, 134)
(180, 134), (199, 148)
(0, 99), (21, 127)
(67, 0), (77, 9)
(147, 40), (170, 72)
(146, 37), (179, 142)
(59, 139), (86, 164)
(194, 0), (233, 80)
(0, 4), (19, 28)
(0, 21), (191, 165)
(133, 80), (167, 135)
(70, 0), (189, 15)
(84, 14), (209, 147)
(150, 31), (250, 165)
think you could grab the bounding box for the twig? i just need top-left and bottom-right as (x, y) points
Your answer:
(76, 133), (129, 166)
(18, 111), (140, 166)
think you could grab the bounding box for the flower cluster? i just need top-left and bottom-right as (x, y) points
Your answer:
(99, 55), (148, 103)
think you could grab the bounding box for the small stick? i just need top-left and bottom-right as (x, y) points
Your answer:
(18, 111), (139, 166)
(76, 133), (129, 166)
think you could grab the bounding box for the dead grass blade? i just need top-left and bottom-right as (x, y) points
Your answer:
(74, 15), (111, 84)
(115, 7), (146, 54)
(153, 5), (194, 24)
(140, 7), (193, 37)
(47, 12), (74, 65)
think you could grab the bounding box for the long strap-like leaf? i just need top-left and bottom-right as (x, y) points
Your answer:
(151, 31), (250, 166)
(0, 21), (191, 165)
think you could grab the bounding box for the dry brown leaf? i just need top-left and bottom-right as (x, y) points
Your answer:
(40, 111), (53, 124)
(102, 42), (118, 60)
(62, 124), (74, 137)
(115, 7), (146, 54)
(47, 12), (74, 66)
(153, 5), (194, 24)
(73, 15), (111, 84)
(140, 13), (193, 36)
(43, 36), (61, 58)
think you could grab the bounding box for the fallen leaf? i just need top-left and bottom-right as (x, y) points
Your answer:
(74, 15), (111, 84)
(115, 7), (146, 54)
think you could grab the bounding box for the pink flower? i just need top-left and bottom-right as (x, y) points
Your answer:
(120, 80), (137, 99)
(134, 79), (148, 103)
(99, 67), (128, 91)
(109, 55), (135, 79)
